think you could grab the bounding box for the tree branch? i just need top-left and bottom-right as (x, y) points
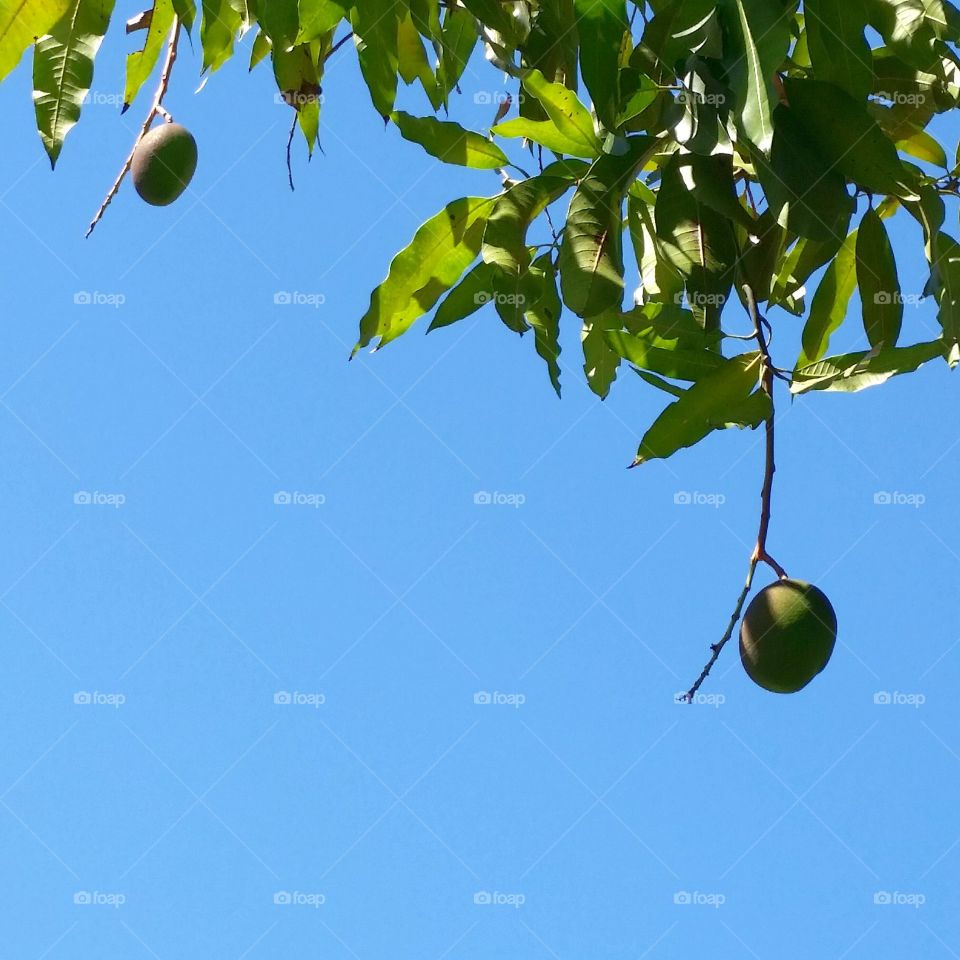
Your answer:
(85, 16), (181, 238)
(679, 283), (787, 702)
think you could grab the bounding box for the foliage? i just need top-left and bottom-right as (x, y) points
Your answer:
(2, 0), (960, 465)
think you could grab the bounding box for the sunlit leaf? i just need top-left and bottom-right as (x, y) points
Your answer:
(33, 0), (115, 167)
(392, 111), (508, 168)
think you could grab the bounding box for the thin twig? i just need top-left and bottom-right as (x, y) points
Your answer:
(286, 114), (297, 191)
(328, 30), (354, 57)
(86, 17), (181, 237)
(680, 283), (787, 702)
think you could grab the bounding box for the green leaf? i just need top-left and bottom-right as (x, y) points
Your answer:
(436, 5), (475, 102)
(0, 0), (72, 82)
(201, 0), (243, 72)
(856, 204), (903, 348)
(297, 0), (345, 42)
(582, 316), (621, 398)
(782, 77), (919, 198)
(273, 44), (321, 153)
(480, 164), (584, 330)
(605, 328), (725, 381)
(574, 0), (626, 130)
(792, 339), (944, 393)
(633, 352), (767, 465)
(865, 0), (949, 71)
(491, 116), (599, 158)
(171, 0), (194, 31)
(798, 227), (859, 365)
(559, 136), (657, 318)
(719, 0), (791, 152)
(428, 260), (493, 331)
(351, 0), (398, 116)
(32, 0), (115, 167)
(896, 129), (948, 167)
(757, 103), (855, 241)
(123, 0), (174, 109)
(931, 231), (960, 359)
(259, 0), (299, 49)
(769, 234), (843, 313)
(392, 111), (508, 168)
(249, 27), (271, 69)
(521, 68), (602, 157)
(805, 0), (873, 100)
(526, 253), (563, 396)
(638, 0), (722, 79)
(396, 9), (439, 107)
(654, 151), (738, 329)
(355, 196), (496, 353)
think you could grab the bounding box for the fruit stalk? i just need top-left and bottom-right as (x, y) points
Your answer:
(85, 16), (181, 237)
(680, 284), (787, 702)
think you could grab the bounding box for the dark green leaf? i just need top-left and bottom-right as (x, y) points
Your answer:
(633, 351), (767, 464)
(782, 77), (920, 198)
(856, 204), (903, 347)
(428, 261), (494, 331)
(559, 136), (658, 318)
(574, 0), (626, 130)
(526, 253), (564, 395)
(351, 0), (398, 116)
(805, 0), (873, 100)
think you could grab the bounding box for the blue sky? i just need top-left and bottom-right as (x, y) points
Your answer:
(1, 14), (959, 960)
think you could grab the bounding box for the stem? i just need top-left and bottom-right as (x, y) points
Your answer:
(86, 17), (181, 238)
(286, 115), (297, 191)
(679, 284), (787, 702)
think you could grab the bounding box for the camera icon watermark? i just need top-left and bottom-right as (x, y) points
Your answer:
(873, 491), (925, 508)
(874, 890), (925, 907)
(473, 890), (525, 907)
(673, 490), (725, 508)
(273, 890), (325, 907)
(473, 490), (526, 508)
(676, 691), (725, 707)
(274, 491), (326, 507)
(73, 290), (125, 308)
(273, 291), (325, 307)
(873, 690), (925, 707)
(674, 890), (725, 907)
(274, 690), (326, 707)
(74, 690), (126, 708)
(74, 891), (125, 907)
(473, 690), (526, 708)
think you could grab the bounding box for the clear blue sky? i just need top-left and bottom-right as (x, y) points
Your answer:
(1, 16), (959, 960)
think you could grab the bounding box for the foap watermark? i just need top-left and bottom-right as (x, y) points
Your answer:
(874, 291), (923, 307)
(674, 890), (725, 908)
(474, 690), (526, 708)
(474, 890), (525, 908)
(677, 691), (725, 707)
(874, 890), (925, 908)
(874, 491), (925, 508)
(74, 891), (125, 908)
(274, 690), (326, 708)
(274, 491), (325, 507)
(473, 490), (525, 508)
(273, 890), (325, 907)
(674, 490), (725, 508)
(274, 90), (324, 108)
(74, 290), (125, 308)
(274, 290), (325, 308)
(674, 291), (727, 309)
(473, 90), (523, 105)
(473, 290), (525, 306)
(82, 90), (124, 109)
(74, 491), (126, 508)
(874, 91), (927, 106)
(874, 690), (925, 708)
(676, 90), (727, 106)
(74, 690), (126, 708)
